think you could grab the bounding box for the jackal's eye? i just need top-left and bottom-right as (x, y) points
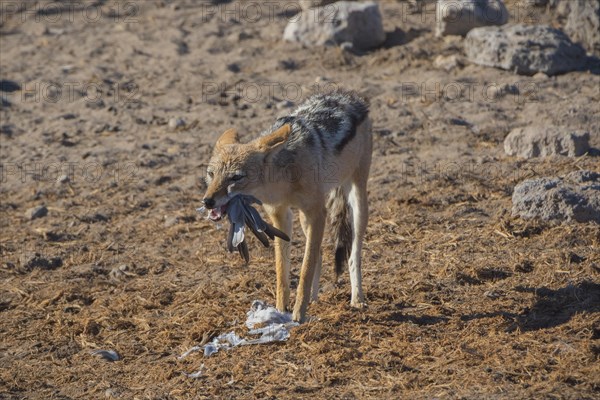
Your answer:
(230, 174), (245, 182)
(207, 171), (214, 179)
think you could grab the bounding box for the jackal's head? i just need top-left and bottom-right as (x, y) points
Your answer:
(202, 124), (291, 221)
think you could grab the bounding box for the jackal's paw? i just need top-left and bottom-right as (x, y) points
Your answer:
(350, 300), (367, 310)
(292, 311), (306, 323)
(276, 304), (289, 313)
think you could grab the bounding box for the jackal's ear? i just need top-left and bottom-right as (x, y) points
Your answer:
(216, 128), (239, 149)
(256, 124), (291, 152)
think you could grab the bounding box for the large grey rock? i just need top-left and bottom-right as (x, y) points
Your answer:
(283, 1), (385, 51)
(465, 24), (587, 75)
(504, 127), (590, 158)
(565, 0), (600, 56)
(436, 0), (509, 37)
(512, 171), (600, 223)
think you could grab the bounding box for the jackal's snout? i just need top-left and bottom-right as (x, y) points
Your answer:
(202, 197), (216, 209)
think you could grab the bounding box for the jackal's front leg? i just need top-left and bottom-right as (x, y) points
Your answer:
(265, 205), (293, 312)
(293, 207), (326, 322)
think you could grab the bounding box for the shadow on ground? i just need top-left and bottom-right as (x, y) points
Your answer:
(462, 281), (600, 332)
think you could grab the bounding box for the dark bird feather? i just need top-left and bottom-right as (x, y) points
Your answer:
(200, 194), (290, 263)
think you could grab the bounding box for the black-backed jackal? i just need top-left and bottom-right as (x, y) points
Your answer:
(203, 89), (372, 322)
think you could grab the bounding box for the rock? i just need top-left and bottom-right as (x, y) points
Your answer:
(168, 117), (186, 131)
(109, 265), (135, 281)
(283, 1), (385, 51)
(26, 205), (48, 220)
(436, 0), (509, 37)
(465, 24), (587, 76)
(504, 127), (590, 158)
(164, 216), (179, 227)
(512, 171), (600, 223)
(0, 124), (15, 136)
(433, 54), (465, 71)
(0, 79), (20, 93)
(57, 174), (70, 184)
(486, 83), (519, 100)
(565, 0), (600, 56)
(276, 100), (294, 109)
(91, 349), (120, 362)
(226, 63), (240, 73)
(22, 254), (63, 270)
(80, 212), (110, 223)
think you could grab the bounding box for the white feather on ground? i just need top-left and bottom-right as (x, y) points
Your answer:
(179, 300), (300, 366)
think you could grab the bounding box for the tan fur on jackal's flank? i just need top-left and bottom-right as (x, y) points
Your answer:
(203, 90), (372, 322)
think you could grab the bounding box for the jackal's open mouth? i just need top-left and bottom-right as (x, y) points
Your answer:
(208, 203), (228, 222)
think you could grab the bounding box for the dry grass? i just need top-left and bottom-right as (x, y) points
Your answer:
(1, 154), (598, 399)
(1, 1), (599, 398)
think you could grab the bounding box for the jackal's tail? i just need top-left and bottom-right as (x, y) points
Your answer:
(327, 187), (352, 280)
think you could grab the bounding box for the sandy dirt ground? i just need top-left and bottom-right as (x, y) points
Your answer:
(1, 1), (599, 399)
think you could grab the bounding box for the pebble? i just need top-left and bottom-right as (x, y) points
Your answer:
(164, 216), (179, 227)
(276, 100), (294, 110)
(168, 117), (186, 131)
(26, 205), (48, 220)
(91, 349), (120, 362)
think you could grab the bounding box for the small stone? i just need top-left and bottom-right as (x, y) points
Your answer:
(109, 264), (135, 281)
(57, 174), (70, 184)
(276, 100), (294, 110)
(168, 117), (186, 131)
(485, 83), (516, 100)
(484, 290), (503, 299)
(26, 205), (48, 220)
(238, 31), (253, 41)
(155, 176), (172, 185)
(433, 54), (464, 71)
(22, 254), (63, 270)
(80, 213), (110, 223)
(91, 349), (120, 362)
(164, 216), (179, 227)
(0, 79), (20, 92)
(227, 63), (241, 73)
(60, 65), (76, 74)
